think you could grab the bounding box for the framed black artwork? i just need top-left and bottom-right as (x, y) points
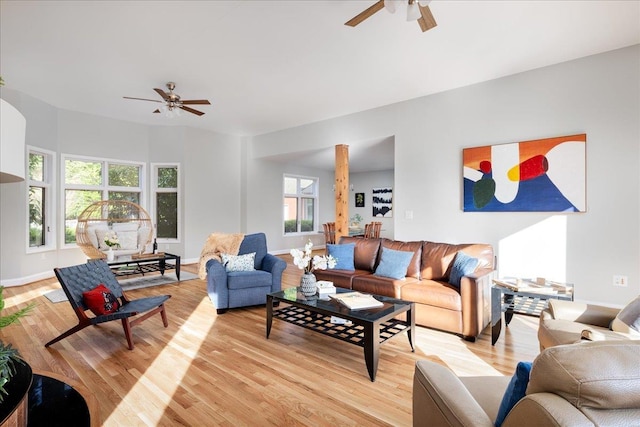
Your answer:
(355, 192), (365, 207)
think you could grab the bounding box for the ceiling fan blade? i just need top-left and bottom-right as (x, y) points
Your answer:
(123, 96), (162, 103)
(179, 105), (205, 116)
(345, 0), (385, 27)
(153, 88), (170, 101)
(153, 109), (160, 114)
(181, 99), (211, 105)
(417, 4), (437, 32)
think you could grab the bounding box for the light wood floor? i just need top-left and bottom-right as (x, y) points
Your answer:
(2, 256), (541, 426)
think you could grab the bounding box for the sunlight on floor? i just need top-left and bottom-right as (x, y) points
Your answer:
(106, 297), (215, 426)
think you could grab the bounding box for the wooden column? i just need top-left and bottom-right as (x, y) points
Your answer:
(335, 144), (349, 241)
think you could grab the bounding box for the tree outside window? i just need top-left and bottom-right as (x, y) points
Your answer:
(154, 165), (179, 240)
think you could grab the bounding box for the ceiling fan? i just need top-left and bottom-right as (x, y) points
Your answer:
(123, 82), (211, 117)
(345, 0), (437, 32)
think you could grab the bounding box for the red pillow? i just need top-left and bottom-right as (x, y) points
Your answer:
(82, 284), (120, 315)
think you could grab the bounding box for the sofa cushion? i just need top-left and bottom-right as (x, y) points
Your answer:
(401, 280), (462, 311)
(381, 239), (422, 279)
(495, 361), (532, 427)
(314, 269), (369, 290)
(527, 340), (640, 409)
(448, 251), (479, 288)
(338, 236), (380, 271)
(352, 274), (416, 299)
(610, 296), (640, 336)
(327, 243), (355, 270)
(221, 252), (256, 272)
(112, 222), (139, 232)
(374, 247), (414, 279)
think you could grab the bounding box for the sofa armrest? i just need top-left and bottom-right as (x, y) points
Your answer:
(206, 258), (229, 310)
(459, 268), (494, 339)
(548, 299), (619, 328)
(413, 360), (495, 427)
(262, 253), (287, 292)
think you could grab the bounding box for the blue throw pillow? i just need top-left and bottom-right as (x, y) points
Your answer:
(495, 361), (532, 427)
(448, 251), (479, 288)
(374, 247), (414, 280)
(327, 243), (355, 270)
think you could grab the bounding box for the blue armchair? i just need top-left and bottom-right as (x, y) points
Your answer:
(206, 232), (286, 314)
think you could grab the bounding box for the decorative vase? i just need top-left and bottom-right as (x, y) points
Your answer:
(300, 272), (317, 296)
(106, 248), (114, 262)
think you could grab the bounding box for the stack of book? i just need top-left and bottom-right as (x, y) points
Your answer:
(316, 280), (336, 297)
(329, 292), (383, 310)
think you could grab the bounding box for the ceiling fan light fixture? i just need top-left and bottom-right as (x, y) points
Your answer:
(406, 2), (421, 21)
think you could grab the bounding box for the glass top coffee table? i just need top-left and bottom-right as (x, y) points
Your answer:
(266, 287), (415, 382)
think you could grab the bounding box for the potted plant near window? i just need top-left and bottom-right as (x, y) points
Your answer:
(0, 286), (34, 426)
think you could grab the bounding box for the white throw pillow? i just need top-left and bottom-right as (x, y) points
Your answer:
(117, 230), (138, 250)
(610, 296), (640, 337)
(95, 229), (110, 250)
(112, 222), (139, 232)
(87, 225), (108, 248)
(221, 252), (256, 272)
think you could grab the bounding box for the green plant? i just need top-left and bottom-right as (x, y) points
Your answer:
(0, 286), (34, 402)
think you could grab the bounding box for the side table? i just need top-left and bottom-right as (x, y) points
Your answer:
(491, 285), (573, 345)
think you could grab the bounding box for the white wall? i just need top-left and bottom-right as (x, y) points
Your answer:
(1, 45), (638, 308)
(249, 45), (640, 306)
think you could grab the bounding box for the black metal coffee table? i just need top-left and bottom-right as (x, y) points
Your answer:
(266, 288), (415, 381)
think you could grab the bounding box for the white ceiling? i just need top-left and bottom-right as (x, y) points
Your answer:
(1, 1), (639, 171)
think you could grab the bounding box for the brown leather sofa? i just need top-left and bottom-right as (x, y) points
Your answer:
(538, 299), (638, 350)
(412, 340), (640, 427)
(315, 236), (494, 341)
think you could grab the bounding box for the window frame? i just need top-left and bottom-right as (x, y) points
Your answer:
(26, 146), (56, 253)
(60, 153), (146, 248)
(283, 173), (319, 236)
(151, 163), (181, 244)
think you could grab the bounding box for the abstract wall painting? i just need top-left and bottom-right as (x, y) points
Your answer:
(373, 187), (393, 217)
(463, 134), (586, 212)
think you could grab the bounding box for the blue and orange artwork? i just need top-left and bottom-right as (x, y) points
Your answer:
(463, 134), (586, 212)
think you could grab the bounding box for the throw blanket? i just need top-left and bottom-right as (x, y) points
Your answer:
(197, 232), (245, 279)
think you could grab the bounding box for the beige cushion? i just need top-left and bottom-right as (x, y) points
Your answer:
(117, 230), (138, 250)
(527, 341), (640, 409)
(610, 296), (640, 337)
(112, 222), (139, 232)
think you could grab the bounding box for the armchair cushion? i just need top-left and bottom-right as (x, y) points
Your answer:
(83, 284), (120, 315)
(221, 252), (256, 272)
(448, 251), (479, 288)
(610, 296), (640, 336)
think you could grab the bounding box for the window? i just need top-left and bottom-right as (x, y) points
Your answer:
(62, 155), (144, 244)
(152, 164), (179, 241)
(283, 174), (317, 234)
(27, 147), (55, 251)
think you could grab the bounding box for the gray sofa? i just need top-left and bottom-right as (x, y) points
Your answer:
(206, 233), (286, 314)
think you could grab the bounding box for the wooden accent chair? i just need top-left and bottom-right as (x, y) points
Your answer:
(45, 260), (171, 350)
(363, 222), (382, 238)
(323, 222), (336, 244)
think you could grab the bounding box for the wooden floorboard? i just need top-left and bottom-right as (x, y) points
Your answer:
(2, 256), (541, 426)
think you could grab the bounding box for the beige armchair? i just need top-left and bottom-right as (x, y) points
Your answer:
(413, 340), (640, 427)
(538, 299), (637, 350)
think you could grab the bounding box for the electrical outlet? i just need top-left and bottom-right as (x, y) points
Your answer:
(613, 275), (628, 287)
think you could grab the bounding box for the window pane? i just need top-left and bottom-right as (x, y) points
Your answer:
(109, 164), (140, 187)
(284, 197), (298, 233)
(284, 177), (297, 194)
(300, 178), (315, 195)
(301, 198), (315, 232)
(29, 186), (45, 247)
(108, 191), (141, 205)
(156, 192), (178, 239)
(65, 190), (101, 243)
(29, 153), (44, 182)
(65, 159), (102, 185)
(157, 167), (178, 188)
